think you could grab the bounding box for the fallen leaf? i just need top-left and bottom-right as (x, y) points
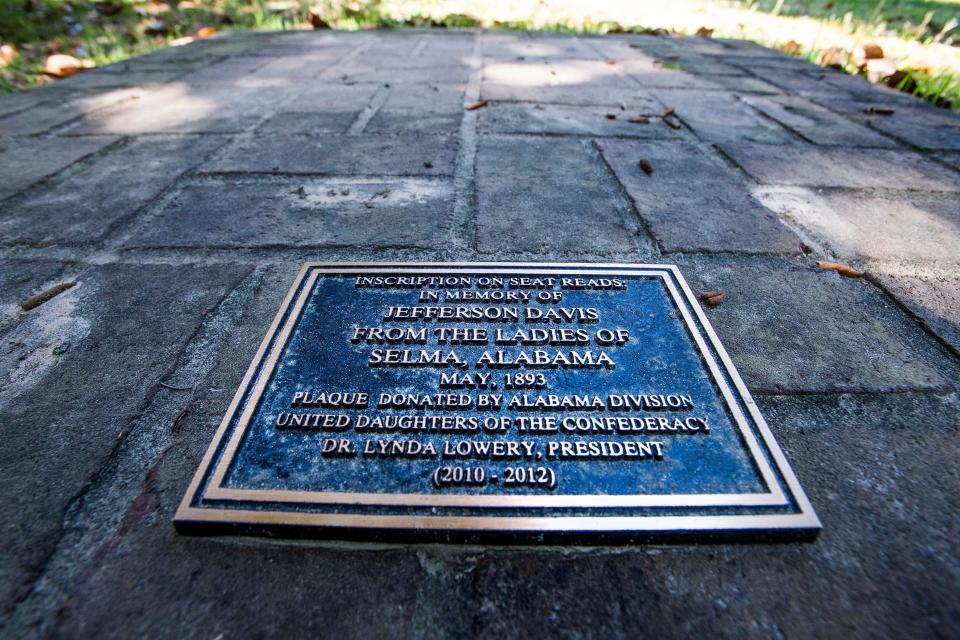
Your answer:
(661, 106), (676, 118)
(43, 54), (92, 78)
(606, 59), (617, 65)
(465, 100), (488, 111)
(825, 1), (834, 8)
(604, 113), (618, 120)
(306, 7), (331, 29)
(817, 260), (862, 278)
(782, 40), (801, 55)
(854, 43), (884, 63)
(195, 27), (217, 39)
(819, 47), (848, 68)
(699, 290), (725, 307)
(863, 106), (895, 115)
(662, 115), (682, 130)
(627, 116), (650, 124)
(0, 44), (16, 67)
(695, 27), (714, 38)
(639, 159), (653, 175)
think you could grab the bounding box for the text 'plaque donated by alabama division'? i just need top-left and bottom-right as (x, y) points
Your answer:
(176, 263), (820, 541)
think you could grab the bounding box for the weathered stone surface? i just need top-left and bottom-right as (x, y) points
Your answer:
(203, 134), (457, 175)
(940, 152), (960, 172)
(483, 33), (595, 60)
(366, 83), (466, 134)
(476, 136), (649, 254)
(0, 88), (144, 135)
(873, 271), (960, 353)
(652, 89), (796, 144)
(856, 105), (960, 151)
(741, 95), (898, 147)
(0, 263), (248, 617)
(478, 102), (681, 137)
(69, 82), (287, 134)
(723, 143), (960, 190)
(258, 83), (380, 133)
(756, 188), (960, 264)
(482, 59), (655, 107)
(1, 136), (226, 245)
(671, 255), (960, 392)
(125, 178), (453, 249)
(598, 140), (800, 253)
(2, 30), (960, 640)
(0, 260), (69, 322)
(0, 136), (115, 201)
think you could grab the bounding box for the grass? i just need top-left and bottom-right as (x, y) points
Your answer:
(2, 1), (959, 108)
(747, 0), (959, 43)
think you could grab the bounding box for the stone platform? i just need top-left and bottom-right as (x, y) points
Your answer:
(1, 29), (958, 638)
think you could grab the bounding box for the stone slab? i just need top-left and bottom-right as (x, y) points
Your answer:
(873, 271), (960, 353)
(0, 262), (248, 615)
(670, 255), (960, 393)
(366, 83), (466, 134)
(336, 62), (472, 85)
(202, 134), (457, 176)
(475, 136), (648, 254)
(855, 105), (960, 151)
(652, 89), (796, 144)
(722, 143), (960, 190)
(125, 178), (453, 249)
(756, 188), (960, 265)
(258, 84), (380, 134)
(740, 95), (898, 147)
(482, 60), (656, 107)
(598, 140), (801, 254)
(478, 102), (684, 138)
(481, 33), (595, 60)
(0, 88), (144, 136)
(0, 136), (116, 201)
(0, 136), (226, 245)
(68, 82), (289, 134)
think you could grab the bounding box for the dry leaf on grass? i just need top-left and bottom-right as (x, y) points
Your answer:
(781, 40), (801, 56)
(465, 100), (488, 111)
(195, 27), (217, 39)
(43, 54), (92, 78)
(854, 43), (884, 63)
(639, 159), (653, 175)
(661, 106), (676, 118)
(695, 27), (714, 38)
(817, 260), (862, 278)
(0, 44), (16, 67)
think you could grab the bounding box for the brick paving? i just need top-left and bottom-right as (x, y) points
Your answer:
(0, 29), (958, 638)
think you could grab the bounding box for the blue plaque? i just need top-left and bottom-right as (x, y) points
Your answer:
(176, 263), (820, 541)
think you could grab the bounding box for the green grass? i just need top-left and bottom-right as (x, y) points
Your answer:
(745, 0), (960, 43)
